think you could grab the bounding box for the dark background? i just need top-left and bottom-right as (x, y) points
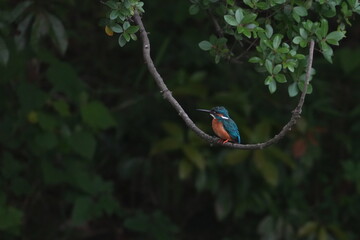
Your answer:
(0, 0), (360, 239)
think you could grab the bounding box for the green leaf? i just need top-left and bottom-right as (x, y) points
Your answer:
(118, 35), (127, 47)
(0, 37), (9, 66)
(265, 24), (273, 38)
(299, 28), (308, 39)
(103, 0), (118, 9)
(272, 34), (282, 49)
(253, 151), (278, 186)
(293, 6), (308, 16)
(224, 15), (239, 26)
(126, 25), (139, 34)
(326, 31), (345, 43)
(198, 40), (213, 51)
(298, 81), (313, 94)
(46, 61), (84, 98)
(123, 32), (130, 42)
(293, 36), (303, 44)
(69, 131), (96, 160)
(265, 59), (273, 74)
(130, 33), (137, 41)
(48, 13), (68, 54)
(81, 101), (116, 130)
(268, 78), (277, 93)
(109, 10), (119, 20)
(235, 8), (244, 23)
(320, 18), (328, 37)
(249, 56), (261, 63)
(321, 42), (333, 63)
(111, 24), (123, 33)
(10, 0), (33, 22)
(273, 64), (282, 74)
(189, 4), (199, 15)
(288, 82), (299, 97)
(275, 74), (286, 83)
(123, 21), (130, 30)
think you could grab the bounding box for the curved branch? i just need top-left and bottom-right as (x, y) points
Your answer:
(133, 11), (315, 150)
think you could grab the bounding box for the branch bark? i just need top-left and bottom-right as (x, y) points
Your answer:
(133, 11), (315, 150)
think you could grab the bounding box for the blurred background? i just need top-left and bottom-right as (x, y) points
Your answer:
(0, 0), (360, 239)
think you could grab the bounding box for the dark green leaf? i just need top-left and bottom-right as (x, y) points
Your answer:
(268, 78), (277, 93)
(10, 1), (33, 22)
(123, 32), (130, 42)
(275, 74), (287, 83)
(71, 197), (93, 225)
(326, 31), (345, 43)
(293, 36), (303, 44)
(35, 133), (58, 150)
(265, 59), (273, 74)
(293, 6), (308, 16)
(265, 24), (273, 38)
(272, 34), (282, 49)
(69, 131), (96, 160)
(16, 82), (47, 112)
(288, 82), (298, 97)
(118, 35), (127, 47)
(48, 13), (68, 54)
(111, 24), (123, 33)
(189, 4), (199, 15)
(273, 64), (282, 74)
(123, 21), (130, 30)
(0, 37), (9, 66)
(199, 40), (213, 51)
(109, 10), (119, 20)
(249, 56), (261, 63)
(130, 33), (137, 41)
(103, 0), (118, 9)
(126, 25), (139, 34)
(81, 101), (116, 130)
(0, 204), (23, 235)
(299, 28), (308, 39)
(320, 18), (328, 37)
(46, 61), (84, 98)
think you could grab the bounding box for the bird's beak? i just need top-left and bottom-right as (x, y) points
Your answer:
(196, 109), (211, 113)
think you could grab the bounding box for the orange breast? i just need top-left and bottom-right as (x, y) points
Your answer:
(212, 119), (231, 140)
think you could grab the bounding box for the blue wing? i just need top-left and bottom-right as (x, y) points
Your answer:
(222, 119), (241, 143)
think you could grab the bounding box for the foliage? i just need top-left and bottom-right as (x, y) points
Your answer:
(0, 0), (359, 240)
(191, 0), (359, 95)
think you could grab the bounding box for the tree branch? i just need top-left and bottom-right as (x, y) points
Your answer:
(133, 11), (315, 150)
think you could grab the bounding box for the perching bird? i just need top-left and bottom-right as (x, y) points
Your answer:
(197, 106), (241, 143)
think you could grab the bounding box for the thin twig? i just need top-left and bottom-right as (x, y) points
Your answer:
(133, 11), (315, 150)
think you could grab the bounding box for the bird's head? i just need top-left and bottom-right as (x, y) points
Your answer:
(197, 106), (230, 120)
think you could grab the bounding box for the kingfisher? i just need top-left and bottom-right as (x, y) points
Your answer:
(197, 106), (241, 144)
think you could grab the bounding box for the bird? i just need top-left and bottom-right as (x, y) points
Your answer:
(197, 106), (241, 144)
